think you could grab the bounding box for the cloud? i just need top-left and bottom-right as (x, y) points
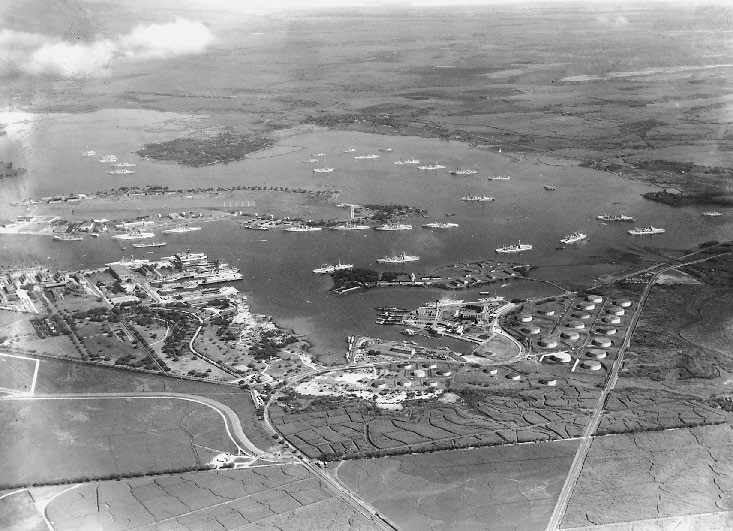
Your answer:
(0, 18), (213, 79)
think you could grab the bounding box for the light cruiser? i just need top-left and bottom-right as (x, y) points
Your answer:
(313, 167), (334, 173)
(285, 224), (322, 232)
(132, 241), (167, 248)
(112, 230), (155, 240)
(374, 223), (413, 231)
(461, 195), (494, 202)
(377, 252), (420, 264)
(496, 241), (532, 253)
(53, 233), (83, 241)
(422, 222), (458, 229)
(394, 158), (420, 165)
(560, 232), (587, 244)
(106, 168), (136, 175)
(162, 225), (202, 234)
(447, 168), (477, 175)
(628, 226), (665, 235)
(98, 155), (117, 163)
(330, 222), (371, 230)
(417, 162), (446, 170)
(597, 214), (634, 222)
(354, 154), (379, 159)
(313, 261), (354, 274)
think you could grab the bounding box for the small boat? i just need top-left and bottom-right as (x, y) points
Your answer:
(544, 185), (556, 191)
(53, 233), (83, 241)
(162, 225), (202, 234)
(447, 168), (477, 175)
(628, 226), (665, 235)
(461, 195), (494, 202)
(354, 154), (380, 159)
(597, 214), (635, 222)
(132, 241), (168, 248)
(312, 167), (334, 173)
(374, 223), (413, 231)
(377, 252), (420, 263)
(560, 232), (587, 244)
(422, 222), (459, 229)
(417, 162), (446, 170)
(496, 241), (532, 253)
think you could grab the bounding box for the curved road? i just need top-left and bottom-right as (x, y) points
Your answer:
(0, 392), (266, 457)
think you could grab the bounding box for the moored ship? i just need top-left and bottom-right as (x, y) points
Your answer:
(285, 224), (322, 232)
(374, 223), (413, 231)
(560, 232), (587, 244)
(132, 241), (168, 248)
(112, 230), (155, 240)
(106, 168), (136, 175)
(313, 261), (354, 274)
(488, 175), (511, 181)
(496, 241), (532, 253)
(81, 150), (96, 157)
(422, 222), (459, 229)
(447, 168), (477, 175)
(417, 162), (446, 170)
(98, 155), (117, 163)
(394, 158), (420, 165)
(597, 214), (635, 222)
(162, 225), (202, 234)
(111, 162), (136, 168)
(628, 226), (665, 235)
(312, 167), (334, 173)
(377, 252), (420, 263)
(702, 211), (723, 217)
(53, 233), (83, 241)
(354, 154), (380, 159)
(330, 222), (371, 230)
(461, 195), (494, 202)
(312, 152), (326, 157)
(302, 159), (319, 163)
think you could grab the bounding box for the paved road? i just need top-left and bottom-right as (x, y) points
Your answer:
(0, 391), (266, 457)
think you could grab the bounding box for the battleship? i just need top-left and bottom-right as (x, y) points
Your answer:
(112, 230), (155, 240)
(560, 232), (587, 244)
(394, 158), (420, 165)
(422, 222), (459, 229)
(597, 214), (635, 222)
(496, 241), (533, 253)
(312, 167), (334, 173)
(447, 168), (477, 175)
(313, 261), (354, 274)
(132, 241), (168, 248)
(374, 223), (413, 231)
(417, 162), (446, 170)
(53, 233), (83, 241)
(628, 226), (665, 235)
(377, 252), (420, 263)
(461, 195), (495, 202)
(162, 225), (202, 234)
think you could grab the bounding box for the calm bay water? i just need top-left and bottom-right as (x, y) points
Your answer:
(1, 110), (729, 356)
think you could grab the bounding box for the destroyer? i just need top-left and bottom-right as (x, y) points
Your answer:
(162, 225), (202, 234)
(330, 222), (371, 230)
(496, 241), (532, 253)
(597, 214), (635, 222)
(313, 261), (354, 274)
(422, 222), (459, 229)
(132, 241), (168, 248)
(447, 168), (477, 175)
(417, 162), (446, 170)
(374, 223), (413, 231)
(313, 167), (334, 173)
(354, 154), (379, 159)
(560, 232), (587, 244)
(628, 226), (665, 235)
(461, 195), (495, 202)
(377, 252), (420, 263)
(488, 175), (511, 181)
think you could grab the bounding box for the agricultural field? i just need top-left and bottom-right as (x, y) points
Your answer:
(0, 490), (46, 531)
(44, 466), (378, 531)
(0, 397), (238, 488)
(335, 440), (578, 531)
(0, 353), (37, 394)
(562, 424), (733, 529)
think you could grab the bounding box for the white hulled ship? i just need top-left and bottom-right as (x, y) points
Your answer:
(461, 195), (494, 202)
(112, 230), (155, 240)
(377, 252), (420, 263)
(422, 222), (459, 229)
(162, 225), (202, 234)
(496, 241), (532, 253)
(374, 223), (413, 231)
(597, 214), (634, 222)
(628, 226), (665, 235)
(560, 232), (587, 244)
(313, 261), (354, 274)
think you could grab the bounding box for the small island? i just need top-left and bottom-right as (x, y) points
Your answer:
(137, 132), (271, 167)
